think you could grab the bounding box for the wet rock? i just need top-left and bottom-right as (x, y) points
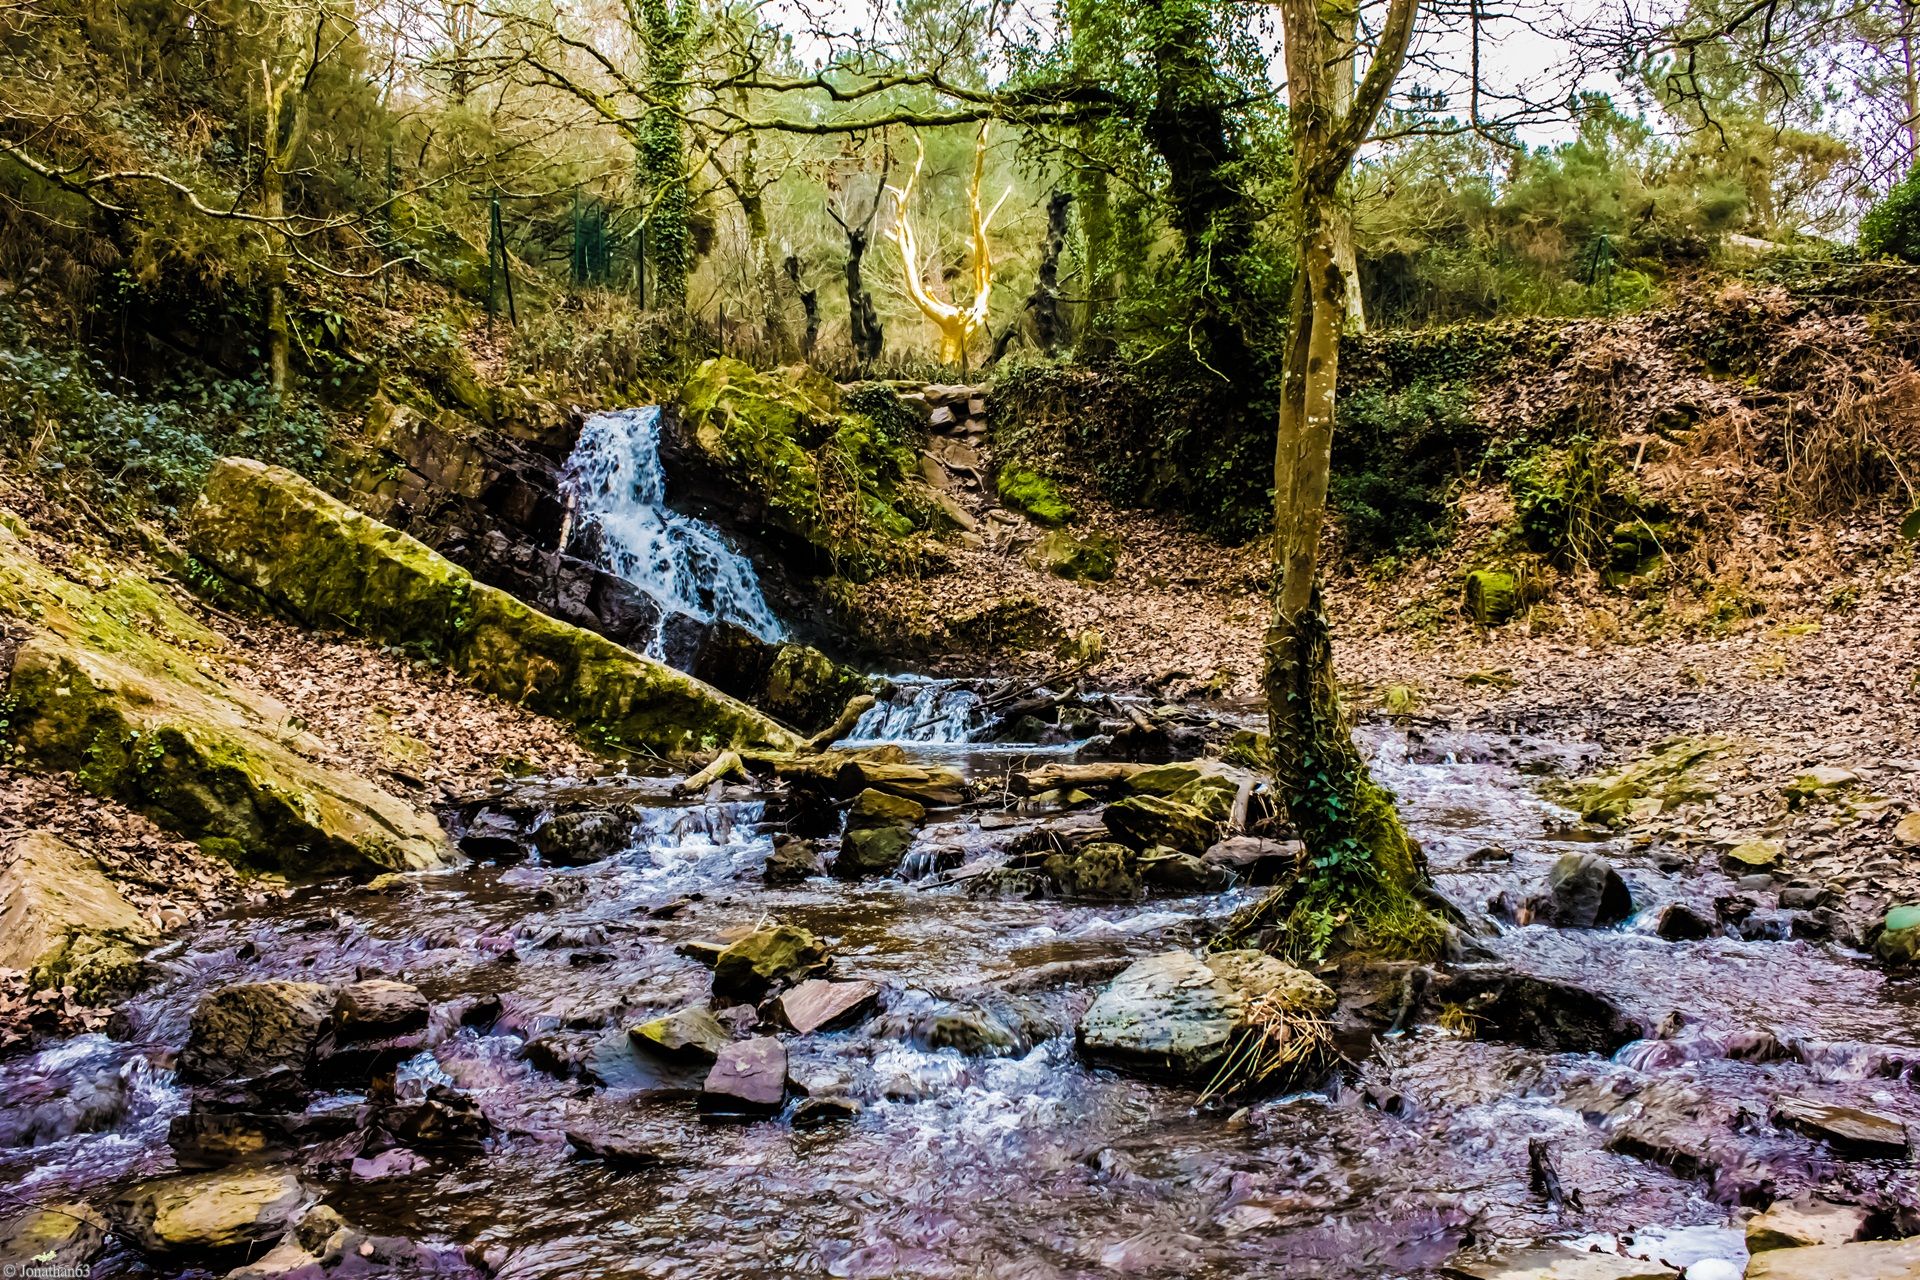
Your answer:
(1653, 902), (1716, 941)
(224, 1221), (483, 1278)
(179, 982), (337, 1082)
(1772, 1097), (1911, 1157)
(1776, 880), (1830, 910)
(373, 1083), (491, 1152)
(1430, 968), (1647, 1055)
(333, 980), (429, 1039)
(1540, 853), (1633, 928)
(831, 759), (969, 806)
(1076, 949), (1333, 1084)
(533, 808), (632, 866)
(1042, 841), (1142, 899)
(167, 1111), (304, 1170)
(1721, 839), (1784, 875)
(775, 979), (879, 1035)
(792, 1096), (862, 1128)
(1873, 905), (1920, 966)
(1746, 1237), (1920, 1278)
(1101, 795), (1222, 856)
(711, 925), (830, 1001)
(631, 1007), (732, 1062)
(566, 1129), (669, 1168)
(1201, 836), (1300, 885)
(837, 824), (914, 878)
(1746, 1196), (1870, 1252)
(456, 809), (525, 861)
(0, 1201), (106, 1268)
(699, 1036), (788, 1119)
(1443, 1244), (1678, 1278)
(1141, 847), (1232, 893)
(0, 831), (155, 1001)
(117, 1168), (310, 1254)
(350, 1147), (429, 1180)
(764, 835), (823, 885)
(915, 1005), (1020, 1055)
(850, 787), (927, 826)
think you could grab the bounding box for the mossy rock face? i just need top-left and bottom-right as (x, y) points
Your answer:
(1463, 569), (1520, 625)
(1043, 841), (1141, 899)
(1026, 528), (1119, 581)
(996, 467), (1076, 526)
(1101, 795), (1223, 856)
(674, 359), (926, 581)
(711, 925), (830, 1000)
(186, 458), (798, 759)
(693, 622), (873, 734)
(0, 519), (454, 877)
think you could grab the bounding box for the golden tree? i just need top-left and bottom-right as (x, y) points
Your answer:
(885, 127), (1009, 366)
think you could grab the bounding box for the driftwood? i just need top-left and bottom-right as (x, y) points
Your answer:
(674, 750), (746, 796)
(1009, 762), (1147, 796)
(804, 694), (877, 752)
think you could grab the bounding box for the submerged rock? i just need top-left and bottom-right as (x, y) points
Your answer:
(1540, 853), (1633, 928)
(0, 831), (155, 1001)
(117, 1168), (310, 1254)
(179, 982), (337, 1082)
(699, 1036), (788, 1119)
(711, 926), (830, 1001)
(1076, 949), (1333, 1085)
(566, 1129), (670, 1168)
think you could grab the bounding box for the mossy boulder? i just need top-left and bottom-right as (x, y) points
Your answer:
(674, 359), (927, 580)
(711, 925), (830, 1001)
(1102, 795), (1223, 856)
(996, 466), (1075, 526)
(1463, 568), (1520, 625)
(1555, 736), (1726, 828)
(186, 458), (798, 759)
(0, 832), (155, 1001)
(692, 621), (872, 734)
(1042, 841), (1141, 899)
(1026, 528), (1119, 581)
(837, 824), (915, 878)
(0, 518), (454, 876)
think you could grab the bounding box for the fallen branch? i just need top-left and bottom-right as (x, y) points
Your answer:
(804, 694), (877, 752)
(674, 750), (745, 796)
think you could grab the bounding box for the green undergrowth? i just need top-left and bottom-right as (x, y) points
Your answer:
(676, 358), (933, 581)
(996, 466), (1076, 526)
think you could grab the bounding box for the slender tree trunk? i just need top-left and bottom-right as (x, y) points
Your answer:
(264, 162), (290, 397)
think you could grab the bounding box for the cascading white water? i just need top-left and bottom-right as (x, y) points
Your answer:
(562, 407), (785, 658)
(846, 677), (984, 744)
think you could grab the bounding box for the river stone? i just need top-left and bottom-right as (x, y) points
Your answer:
(1201, 836), (1300, 885)
(1142, 848), (1232, 893)
(776, 979), (879, 1035)
(832, 760), (968, 806)
(1444, 1244), (1678, 1278)
(837, 824), (914, 878)
(1101, 795), (1222, 856)
(533, 808), (632, 865)
(1773, 1097), (1911, 1156)
(849, 788), (926, 827)
(1043, 841), (1141, 899)
(712, 925), (830, 1001)
(117, 1168), (310, 1254)
(0, 831), (155, 1001)
(1721, 839), (1784, 875)
(699, 1036), (788, 1118)
(1542, 853), (1633, 927)
(1126, 763), (1209, 795)
(1896, 813), (1920, 847)
(179, 981), (337, 1082)
(567, 1129), (669, 1168)
(1875, 905), (1920, 966)
(1653, 902), (1716, 941)
(1747, 1196), (1870, 1252)
(792, 1096), (862, 1128)
(333, 980), (429, 1039)
(631, 1006), (732, 1061)
(1076, 949), (1333, 1084)
(0, 1201), (106, 1267)
(765, 835), (824, 884)
(1746, 1237), (1920, 1278)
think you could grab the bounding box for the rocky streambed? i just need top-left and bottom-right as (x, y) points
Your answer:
(5, 722), (1920, 1279)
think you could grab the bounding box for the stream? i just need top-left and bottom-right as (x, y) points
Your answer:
(5, 723), (1920, 1278)
(5, 409), (1918, 1278)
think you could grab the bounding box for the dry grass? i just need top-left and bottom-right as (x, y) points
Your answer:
(1198, 993), (1336, 1104)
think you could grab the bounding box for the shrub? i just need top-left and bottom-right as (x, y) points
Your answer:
(1861, 165), (1920, 263)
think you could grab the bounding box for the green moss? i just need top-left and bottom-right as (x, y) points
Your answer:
(1463, 568), (1520, 625)
(1553, 735), (1726, 827)
(675, 359), (926, 580)
(995, 466), (1076, 526)
(1026, 528), (1119, 580)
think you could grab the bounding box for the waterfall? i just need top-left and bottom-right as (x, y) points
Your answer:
(846, 677), (984, 744)
(562, 407), (785, 659)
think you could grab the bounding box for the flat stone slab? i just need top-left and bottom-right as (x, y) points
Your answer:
(631, 1007), (732, 1062)
(699, 1036), (787, 1118)
(1444, 1244), (1678, 1279)
(1746, 1237), (1920, 1278)
(776, 979), (879, 1035)
(1747, 1196), (1870, 1252)
(1774, 1097), (1911, 1156)
(333, 980), (429, 1039)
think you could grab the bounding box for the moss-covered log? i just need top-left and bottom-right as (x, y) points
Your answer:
(186, 458), (800, 758)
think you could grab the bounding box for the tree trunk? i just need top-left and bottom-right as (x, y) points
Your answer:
(264, 162), (290, 397)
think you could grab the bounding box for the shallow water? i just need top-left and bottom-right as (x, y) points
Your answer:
(5, 722), (1918, 1278)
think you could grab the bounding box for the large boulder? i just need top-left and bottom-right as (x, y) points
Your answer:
(1076, 949), (1333, 1085)
(0, 519), (454, 877)
(178, 982), (336, 1082)
(836, 786), (925, 878)
(1746, 1238), (1920, 1279)
(1101, 795), (1222, 856)
(185, 458), (799, 758)
(691, 622), (873, 734)
(711, 925), (830, 1001)
(0, 832), (154, 1001)
(117, 1169), (310, 1255)
(0, 1202), (106, 1268)
(1042, 842), (1142, 899)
